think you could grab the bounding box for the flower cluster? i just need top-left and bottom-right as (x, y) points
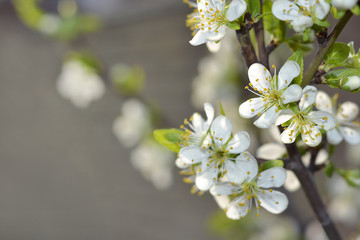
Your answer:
(239, 61), (336, 147)
(272, 0), (330, 32)
(176, 103), (288, 218)
(185, 0), (246, 46)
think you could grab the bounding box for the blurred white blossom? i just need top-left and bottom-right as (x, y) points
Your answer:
(57, 59), (105, 108)
(130, 141), (174, 190)
(113, 99), (151, 148)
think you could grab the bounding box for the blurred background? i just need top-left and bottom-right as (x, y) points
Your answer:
(0, 0), (359, 239)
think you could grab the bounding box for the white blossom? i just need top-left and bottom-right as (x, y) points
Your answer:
(57, 59), (105, 108)
(186, 0), (246, 46)
(239, 61), (302, 128)
(113, 99), (151, 148)
(180, 102), (214, 147)
(315, 91), (360, 145)
(130, 141), (174, 190)
(276, 86), (336, 147)
(341, 76), (360, 92)
(178, 115), (251, 191)
(272, 0), (330, 32)
(257, 142), (328, 192)
(210, 156), (288, 219)
(332, 0), (358, 10)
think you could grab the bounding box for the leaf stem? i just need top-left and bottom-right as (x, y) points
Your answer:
(302, 11), (353, 87)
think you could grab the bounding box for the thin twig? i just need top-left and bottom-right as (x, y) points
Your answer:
(254, 0), (269, 69)
(302, 10), (353, 87)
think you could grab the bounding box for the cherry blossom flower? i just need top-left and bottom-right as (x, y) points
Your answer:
(210, 156), (288, 219)
(239, 61), (302, 128)
(178, 115), (250, 191)
(315, 91), (360, 145)
(185, 0), (247, 46)
(180, 102), (214, 147)
(272, 0), (330, 32)
(57, 59), (105, 108)
(276, 86), (336, 147)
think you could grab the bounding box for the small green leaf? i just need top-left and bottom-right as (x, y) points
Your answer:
(287, 51), (304, 85)
(260, 160), (284, 172)
(330, 6), (346, 19)
(153, 129), (184, 153)
(351, 5), (360, 15)
(248, 0), (261, 17)
(325, 162), (335, 178)
(336, 168), (360, 188)
(226, 21), (240, 30)
(324, 42), (350, 66)
(313, 18), (330, 28)
(218, 102), (226, 116)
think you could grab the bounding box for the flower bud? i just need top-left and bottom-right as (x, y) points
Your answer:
(340, 76), (360, 92)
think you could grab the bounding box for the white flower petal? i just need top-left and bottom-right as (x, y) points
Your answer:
(248, 63), (272, 92)
(314, 0), (330, 20)
(277, 60), (300, 90)
(315, 149), (329, 165)
(280, 122), (299, 144)
(212, 0), (226, 11)
(292, 15), (313, 32)
(272, 0), (299, 21)
(258, 190), (289, 214)
(207, 26), (226, 41)
(337, 101), (359, 122)
(175, 157), (191, 169)
(226, 195), (249, 219)
(282, 84), (302, 104)
(196, 163), (218, 191)
(326, 128), (343, 145)
(315, 90), (333, 114)
(191, 113), (205, 133)
(206, 41), (221, 52)
(211, 115), (232, 145)
(308, 111), (336, 130)
(256, 143), (286, 160)
(284, 170), (300, 192)
(227, 131), (251, 153)
(210, 182), (239, 196)
(213, 195), (231, 209)
(179, 146), (209, 164)
(254, 105), (280, 128)
(339, 126), (360, 144)
(257, 167), (287, 188)
(275, 110), (294, 125)
(239, 98), (266, 118)
(299, 86), (318, 111)
(235, 152), (258, 181)
(224, 160), (245, 184)
(204, 102), (215, 129)
(301, 125), (322, 147)
(332, 0), (358, 10)
(189, 30), (212, 46)
(226, 0), (247, 21)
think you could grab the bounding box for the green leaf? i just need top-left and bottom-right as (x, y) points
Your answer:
(313, 18), (330, 28)
(330, 6), (346, 19)
(226, 21), (240, 30)
(248, 0), (261, 17)
(325, 162), (335, 178)
(218, 102), (226, 116)
(287, 51), (304, 85)
(324, 42), (350, 66)
(325, 68), (360, 92)
(336, 168), (360, 188)
(153, 129), (184, 153)
(259, 160), (284, 172)
(263, 0), (287, 41)
(351, 5), (360, 15)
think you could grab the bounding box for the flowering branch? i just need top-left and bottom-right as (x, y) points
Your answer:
(283, 142), (341, 240)
(302, 10), (353, 87)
